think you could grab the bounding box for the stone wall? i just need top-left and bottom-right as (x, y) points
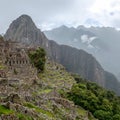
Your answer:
(0, 40), (38, 84)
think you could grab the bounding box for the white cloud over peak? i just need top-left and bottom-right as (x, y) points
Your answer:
(81, 34), (97, 49)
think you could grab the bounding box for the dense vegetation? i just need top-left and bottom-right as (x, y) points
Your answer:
(28, 47), (46, 72)
(64, 74), (120, 120)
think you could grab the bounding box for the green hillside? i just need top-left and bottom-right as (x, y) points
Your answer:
(1, 41), (118, 120)
(0, 45), (96, 120)
(64, 74), (120, 120)
(0, 60), (96, 120)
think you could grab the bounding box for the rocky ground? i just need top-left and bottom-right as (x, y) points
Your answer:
(0, 57), (96, 120)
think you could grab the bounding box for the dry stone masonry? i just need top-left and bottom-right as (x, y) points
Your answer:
(0, 38), (38, 84)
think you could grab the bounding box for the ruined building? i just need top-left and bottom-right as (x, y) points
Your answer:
(0, 38), (37, 83)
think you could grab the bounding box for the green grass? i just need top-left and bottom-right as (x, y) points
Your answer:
(35, 107), (54, 118)
(17, 113), (33, 120)
(76, 107), (87, 116)
(24, 102), (54, 118)
(24, 102), (35, 109)
(38, 60), (75, 90)
(88, 114), (97, 120)
(0, 65), (5, 70)
(39, 89), (52, 94)
(0, 105), (14, 115)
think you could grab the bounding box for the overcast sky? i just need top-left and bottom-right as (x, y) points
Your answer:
(1, 0), (120, 33)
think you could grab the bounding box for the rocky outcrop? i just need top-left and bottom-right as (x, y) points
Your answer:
(4, 15), (120, 94)
(104, 71), (120, 95)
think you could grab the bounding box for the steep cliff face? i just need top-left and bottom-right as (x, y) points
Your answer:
(104, 71), (120, 95)
(44, 25), (120, 80)
(49, 43), (105, 86)
(4, 15), (120, 94)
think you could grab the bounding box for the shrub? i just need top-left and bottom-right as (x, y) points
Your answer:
(28, 47), (46, 72)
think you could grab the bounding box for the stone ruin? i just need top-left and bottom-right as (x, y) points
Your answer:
(0, 70), (6, 78)
(0, 38), (38, 84)
(5, 48), (30, 75)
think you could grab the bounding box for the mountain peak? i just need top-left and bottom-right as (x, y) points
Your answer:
(16, 14), (35, 24)
(18, 14), (32, 19)
(60, 25), (68, 29)
(4, 14), (45, 45)
(12, 14), (37, 29)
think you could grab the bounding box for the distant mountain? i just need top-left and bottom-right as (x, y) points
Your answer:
(4, 15), (120, 95)
(44, 25), (97, 50)
(44, 25), (120, 80)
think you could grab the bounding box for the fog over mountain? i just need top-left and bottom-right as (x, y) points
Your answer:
(44, 25), (120, 80)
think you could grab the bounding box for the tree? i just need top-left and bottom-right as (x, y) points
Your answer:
(65, 78), (120, 120)
(93, 110), (112, 120)
(113, 114), (120, 120)
(28, 47), (46, 72)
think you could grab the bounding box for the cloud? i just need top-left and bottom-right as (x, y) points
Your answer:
(89, 0), (120, 28)
(1, 0), (120, 33)
(0, 0), (74, 33)
(81, 35), (96, 44)
(85, 19), (101, 26)
(81, 34), (97, 49)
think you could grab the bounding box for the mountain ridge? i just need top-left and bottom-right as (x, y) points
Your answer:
(44, 25), (120, 80)
(4, 14), (120, 95)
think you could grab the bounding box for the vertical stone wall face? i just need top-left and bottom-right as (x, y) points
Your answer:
(0, 40), (38, 84)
